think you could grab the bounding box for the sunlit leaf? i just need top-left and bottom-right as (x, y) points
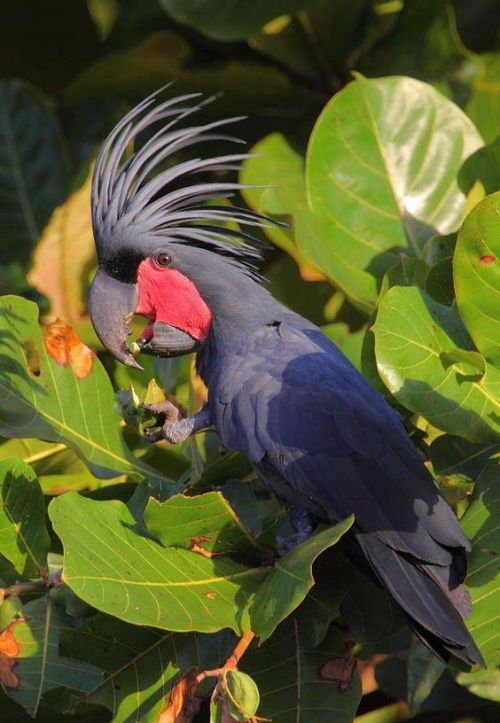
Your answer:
(50, 493), (268, 634)
(373, 286), (500, 442)
(454, 192), (500, 366)
(0, 296), (169, 485)
(460, 466), (500, 667)
(304, 75), (483, 308)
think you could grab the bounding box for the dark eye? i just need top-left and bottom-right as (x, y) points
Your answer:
(154, 252), (171, 268)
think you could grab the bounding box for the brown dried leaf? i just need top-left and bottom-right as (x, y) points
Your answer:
(0, 624), (21, 689)
(319, 646), (357, 692)
(158, 667), (200, 723)
(43, 319), (94, 379)
(28, 170), (95, 323)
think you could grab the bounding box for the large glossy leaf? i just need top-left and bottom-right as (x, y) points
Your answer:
(305, 75), (483, 308)
(0, 459), (49, 581)
(241, 133), (323, 279)
(373, 286), (500, 443)
(460, 466), (500, 667)
(454, 192), (500, 366)
(62, 613), (234, 722)
(3, 595), (101, 717)
(28, 168), (95, 324)
(49, 492), (269, 634)
(0, 295), (168, 485)
(159, 0), (313, 41)
(242, 618), (362, 723)
(251, 516), (354, 641)
(0, 81), (68, 263)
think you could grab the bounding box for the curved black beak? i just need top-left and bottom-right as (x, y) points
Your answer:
(89, 267), (143, 369)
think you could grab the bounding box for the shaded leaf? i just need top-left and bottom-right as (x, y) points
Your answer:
(454, 192), (500, 366)
(430, 434), (499, 483)
(0, 295), (169, 485)
(159, 0), (313, 42)
(28, 169), (95, 324)
(3, 595), (101, 717)
(65, 32), (314, 121)
(62, 613), (234, 723)
(466, 53), (500, 144)
(49, 493), (268, 634)
(373, 286), (500, 442)
(251, 516), (354, 641)
(460, 466), (500, 667)
(406, 640), (445, 714)
(304, 75), (483, 308)
(0, 458), (49, 578)
(242, 619), (362, 722)
(0, 81), (68, 264)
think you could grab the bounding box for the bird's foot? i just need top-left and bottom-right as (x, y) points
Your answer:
(144, 401), (211, 444)
(276, 507), (317, 555)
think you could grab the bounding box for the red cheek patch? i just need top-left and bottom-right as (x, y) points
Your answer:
(136, 258), (212, 342)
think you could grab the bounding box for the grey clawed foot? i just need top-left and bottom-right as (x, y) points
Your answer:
(143, 400), (184, 444)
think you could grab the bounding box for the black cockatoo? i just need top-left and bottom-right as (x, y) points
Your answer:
(89, 89), (483, 667)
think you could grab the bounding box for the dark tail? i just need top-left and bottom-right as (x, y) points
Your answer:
(356, 532), (484, 667)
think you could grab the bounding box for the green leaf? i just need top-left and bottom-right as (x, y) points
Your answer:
(0, 81), (68, 264)
(406, 640), (445, 714)
(466, 53), (500, 144)
(304, 75), (483, 308)
(49, 493), (268, 634)
(144, 491), (264, 557)
(64, 32), (314, 120)
(460, 466), (500, 667)
(3, 595), (101, 717)
(242, 619), (362, 722)
(457, 667), (500, 703)
(373, 286), (500, 442)
(0, 458), (49, 578)
(223, 669), (260, 722)
(0, 295), (169, 486)
(454, 192), (500, 366)
(251, 516), (354, 641)
(430, 435), (499, 483)
(295, 579), (347, 649)
(159, 0), (313, 41)
(0, 438), (108, 495)
(61, 613), (234, 722)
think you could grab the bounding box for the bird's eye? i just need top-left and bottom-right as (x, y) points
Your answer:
(154, 252), (171, 268)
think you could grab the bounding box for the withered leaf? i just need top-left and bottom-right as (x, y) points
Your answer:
(158, 666), (200, 723)
(43, 318), (94, 379)
(0, 624), (21, 689)
(319, 648), (357, 692)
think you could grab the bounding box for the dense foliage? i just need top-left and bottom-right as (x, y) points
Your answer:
(0, 1), (499, 721)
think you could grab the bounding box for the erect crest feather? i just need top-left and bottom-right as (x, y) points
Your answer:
(91, 86), (275, 277)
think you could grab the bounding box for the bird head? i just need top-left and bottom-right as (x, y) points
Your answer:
(88, 88), (269, 369)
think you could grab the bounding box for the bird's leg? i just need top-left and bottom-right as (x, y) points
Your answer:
(277, 505), (317, 555)
(144, 401), (212, 444)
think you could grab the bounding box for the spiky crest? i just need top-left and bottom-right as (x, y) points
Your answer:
(92, 86), (275, 279)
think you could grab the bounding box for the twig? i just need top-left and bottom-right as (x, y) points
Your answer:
(0, 569), (63, 601)
(195, 631), (256, 686)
